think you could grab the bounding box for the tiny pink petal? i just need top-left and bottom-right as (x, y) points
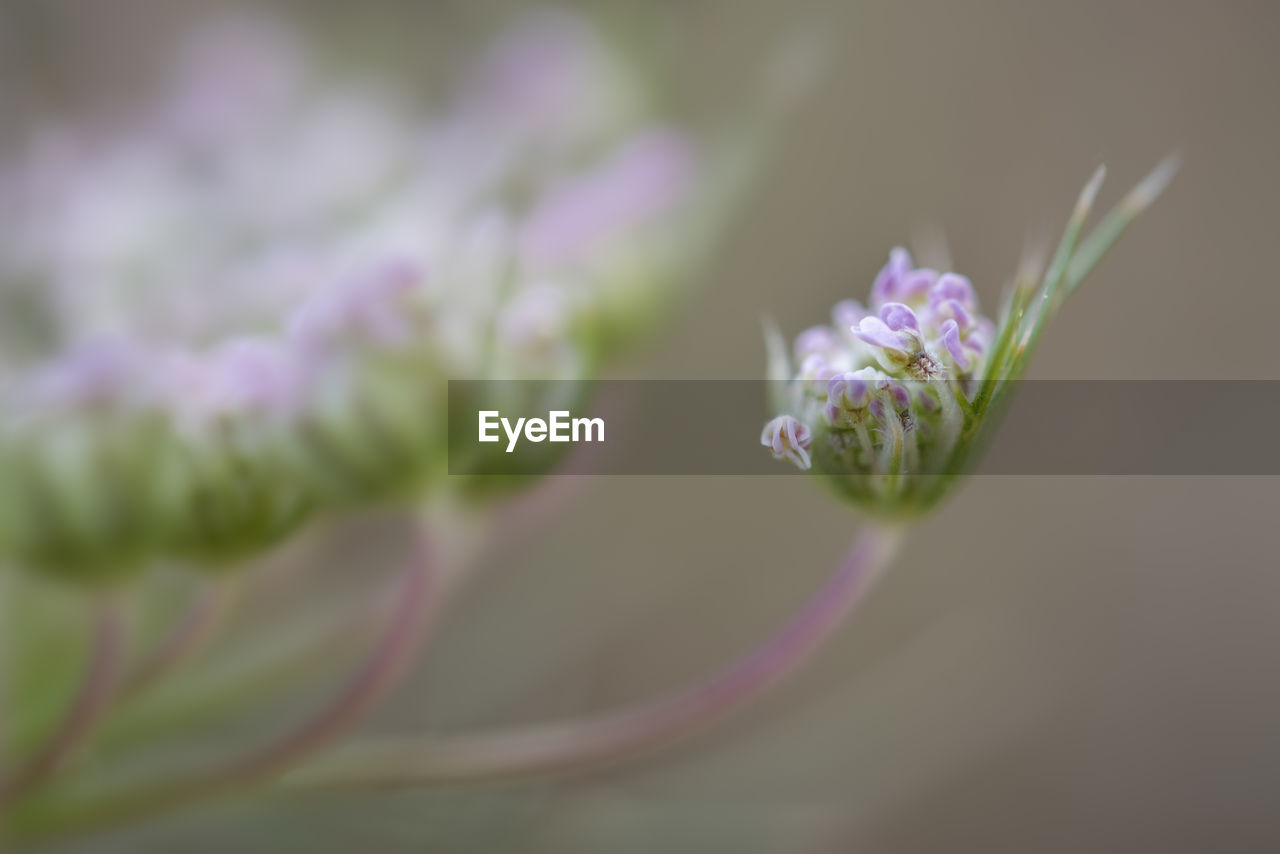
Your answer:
(938, 319), (971, 372)
(879, 302), (921, 333)
(930, 272), (976, 306)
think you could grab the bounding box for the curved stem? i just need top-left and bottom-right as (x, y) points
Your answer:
(91, 592), (392, 757)
(0, 599), (127, 804)
(10, 531), (438, 839)
(215, 537), (435, 781)
(121, 581), (232, 702)
(284, 522), (903, 790)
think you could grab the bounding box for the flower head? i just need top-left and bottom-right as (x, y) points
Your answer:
(0, 13), (728, 579)
(763, 160), (1177, 516)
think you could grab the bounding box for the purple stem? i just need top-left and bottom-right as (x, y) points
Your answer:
(9, 530), (437, 837)
(121, 582), (231, 701)
(286, 522), (903, 789)
(0, 600), (127, 805)
(217, 537), (436, 782)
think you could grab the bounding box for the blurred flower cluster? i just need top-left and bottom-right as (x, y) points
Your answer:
(0, 12), (718, 580)
(0, 11), (771, 843)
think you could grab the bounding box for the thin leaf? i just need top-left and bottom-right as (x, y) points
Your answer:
(1063, 154), (1180, 295)
(1020, 164), (1107, 348)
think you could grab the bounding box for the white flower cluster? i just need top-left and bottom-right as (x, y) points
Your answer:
(0, 13), (709, 577)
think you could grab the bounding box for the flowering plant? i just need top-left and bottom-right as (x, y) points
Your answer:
(0, 9), (1174, 849)
(0, 11), (753, 843)
(763, 160), (1177, 515)
(0, 13), (728, 582)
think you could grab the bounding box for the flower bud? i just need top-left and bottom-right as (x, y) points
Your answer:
(761, 415), (812, 470)
(761, 163), (1175, 515)
(764, 251), (989, 507)
(794, 325), (840, 360)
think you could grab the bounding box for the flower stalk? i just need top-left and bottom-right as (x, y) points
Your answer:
(0, 599), (127, 804)
(6, 524), (899, 841)
(279, 523), (903, 789)
(5, 531), (438, 840)
(120, 581), (233, 702)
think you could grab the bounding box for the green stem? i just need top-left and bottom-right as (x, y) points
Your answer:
(878, 399), (906, 500)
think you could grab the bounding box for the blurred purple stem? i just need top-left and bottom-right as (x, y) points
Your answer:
(285, 522), (903, 788)
(6, 528), (437, 840)
(0, 600), (127, 805)
(121, 582), (232, 701)
(11, 523), (901, 842)
(180, 530), (437, 785)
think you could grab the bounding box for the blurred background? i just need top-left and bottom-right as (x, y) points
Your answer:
(2, 0), (1279, 851)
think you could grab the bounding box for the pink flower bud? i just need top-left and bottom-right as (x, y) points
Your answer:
(761, 415), (812, 470)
